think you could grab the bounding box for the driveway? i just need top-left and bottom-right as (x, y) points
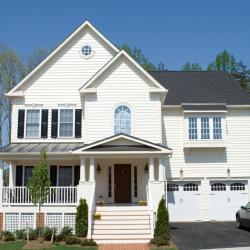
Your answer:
(171, 222), (250, 250)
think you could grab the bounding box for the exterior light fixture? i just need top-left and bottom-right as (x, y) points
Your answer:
(144, 163), (149, 173)
(180, 168), (184, 180)
(227, 167), (231, 179)
(97, 164), (101, 174)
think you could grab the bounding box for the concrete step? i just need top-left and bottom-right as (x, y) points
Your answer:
(95, 206), (148, 211)
(92, 229), (151, 235)
(93, 219), (150, 225)
(92, 234), (151, 240)
(94, 211), (149, 216)
(93, 224), (150, 230)
(97, 215), (149, 220)
(94, 239), (151, 244)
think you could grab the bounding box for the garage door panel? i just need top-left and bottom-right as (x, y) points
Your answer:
(209, 180), (249, 221)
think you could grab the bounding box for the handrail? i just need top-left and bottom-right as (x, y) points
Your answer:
(146, 184), (154, 238)
(87, 183), (96, 239)
(2, 186), (77, 205)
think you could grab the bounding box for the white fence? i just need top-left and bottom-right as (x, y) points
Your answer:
(2, 187), (77, 205)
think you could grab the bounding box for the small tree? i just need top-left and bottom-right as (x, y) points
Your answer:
(75, 198), (88, 237)
(151, 197), (170, 246)
(28, 151), (50, 239)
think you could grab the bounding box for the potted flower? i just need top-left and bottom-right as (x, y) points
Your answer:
(96, 195), (105, 206)
(93, 213), (101, 220)
(138, 200), (147, 206)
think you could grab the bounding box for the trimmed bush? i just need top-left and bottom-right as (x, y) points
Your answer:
(65, 236), (81, 245)
(3, 231), (15, 241)
(75, 198), (88, 237)
(42, 227), (54, 241)
(81, 239), (97, 247)
(15, 229), (25, 239)
(150, 197), (170, 246)
(59, 226), (73, 240)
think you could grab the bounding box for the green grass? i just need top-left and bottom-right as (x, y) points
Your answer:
(0, 241), (97, 250)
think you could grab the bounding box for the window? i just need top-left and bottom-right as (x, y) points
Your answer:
(26, 110), (40, 138)
(167, 184), (179, 192)
(213, 117), (222, 139)
(187, 116), (223, 140)
(230, 183), (245, 191)
(24, 166), (33, 186)
(58, 166), (73, 186)
(201, 117), (210, 139)
(188, 117), (197, 139)
(59, 109), (73, 137)
(211, 183), (226, 191)
(81, 45), (92, 56)
(183, 183), (198, 191)
(114, 105), (131, 135)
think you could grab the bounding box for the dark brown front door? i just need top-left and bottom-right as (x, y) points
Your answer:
(114, 164), (131, 203)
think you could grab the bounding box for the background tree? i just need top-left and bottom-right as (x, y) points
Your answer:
(150, 197), (170, 246)
(208, 50), (250, 89)
(28, 151), (50, 239)
(182, 62), (202, 71)
(26, 48), (49, 74)
(118, 44), (166, 71)
(75, 198), (88, 237)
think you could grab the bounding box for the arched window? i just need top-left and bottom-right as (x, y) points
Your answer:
(114, 105), (131, 135)
(211, 183), (226, 191)
(183, 183), (198, 191)
(230, 183), (245, 191)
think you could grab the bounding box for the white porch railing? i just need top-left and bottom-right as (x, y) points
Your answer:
(2, 187), (77, 205)
(146, 184), (155, 238)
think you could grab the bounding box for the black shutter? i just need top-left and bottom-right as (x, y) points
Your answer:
(75, 109), (82, 138)
(17, 110), (25, 138)
(41, 109), (48, 138)
(50, 165), (57, 186)
(16, 165), (23, 186)
(74, 165), (80, 186)
(51, 109), (58, 138)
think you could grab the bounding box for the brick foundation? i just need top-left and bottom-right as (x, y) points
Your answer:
(36, 213), (45, 228)
(0, 213), (3, 233)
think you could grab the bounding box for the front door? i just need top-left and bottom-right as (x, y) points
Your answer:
(114, 164), (131, 203)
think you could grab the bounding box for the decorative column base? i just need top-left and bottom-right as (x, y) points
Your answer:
(148, 181), (166, 212)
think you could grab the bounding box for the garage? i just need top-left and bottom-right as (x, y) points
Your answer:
(209, 180), (249, 221)
(167, 181), (202, 221)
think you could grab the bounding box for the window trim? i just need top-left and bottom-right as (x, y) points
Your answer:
(24, 108), (42, 138)
(58, 108), (75, 139)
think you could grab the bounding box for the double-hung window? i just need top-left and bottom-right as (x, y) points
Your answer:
(201, 117), (210, 139)
(213, 117), (222, 139)
(26, 109), (40, 138)
(188, 117), (197, 139)
(59, 109), (73, 137)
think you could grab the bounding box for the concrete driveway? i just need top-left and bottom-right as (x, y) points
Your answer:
(171, 222), (250, 250)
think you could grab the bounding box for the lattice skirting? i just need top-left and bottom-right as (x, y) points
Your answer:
(4, 212), (76, 234)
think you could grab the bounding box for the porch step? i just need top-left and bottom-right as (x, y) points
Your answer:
(92, 206), (152, 244)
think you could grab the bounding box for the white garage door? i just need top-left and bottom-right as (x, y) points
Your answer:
(209, 180), (249, 221)
(167, 181), (202, 221)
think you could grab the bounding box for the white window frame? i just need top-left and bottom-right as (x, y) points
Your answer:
(24, 108), (42, 138)
(58, 108), (75, 139)
(114, 105), (131, 135)
(186, 115), (223, 141)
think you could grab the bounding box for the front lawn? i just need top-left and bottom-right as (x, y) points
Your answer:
(0, 241), (97, 250)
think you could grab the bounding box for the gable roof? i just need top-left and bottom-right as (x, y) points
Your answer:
(7, 20), (119, 96)
(72, 133), (172, 154)
(79, 50), (167, 93)
(149, 71), (250, 105)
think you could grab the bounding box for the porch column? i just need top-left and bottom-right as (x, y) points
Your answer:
(9, 164), (14, 187)
(89, 158), (95, 182)
(158, 157), (164, 181)
(0, 160), (3, 187)
(80, 159), (86, 183)
(149, 157), (155, 182)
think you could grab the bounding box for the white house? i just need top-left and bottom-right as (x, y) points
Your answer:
(0, 21), (250, 243)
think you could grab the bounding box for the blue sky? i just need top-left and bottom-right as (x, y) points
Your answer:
(0, 0), (249, 70)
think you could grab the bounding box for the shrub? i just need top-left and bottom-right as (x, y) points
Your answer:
(150, 197), (170, 246)
(59, 226), (73, 240)
(42, 227), (54, 241)
(22, 228), (38, 240)
(65, 236), (81, 245)
(81, 239), (97, 246)
(75, 198), (88, 237)
(15, 229), (25, 239)
(3, 231), (15, 241)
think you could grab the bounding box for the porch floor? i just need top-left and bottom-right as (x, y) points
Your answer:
(99, 244), (149, 250)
